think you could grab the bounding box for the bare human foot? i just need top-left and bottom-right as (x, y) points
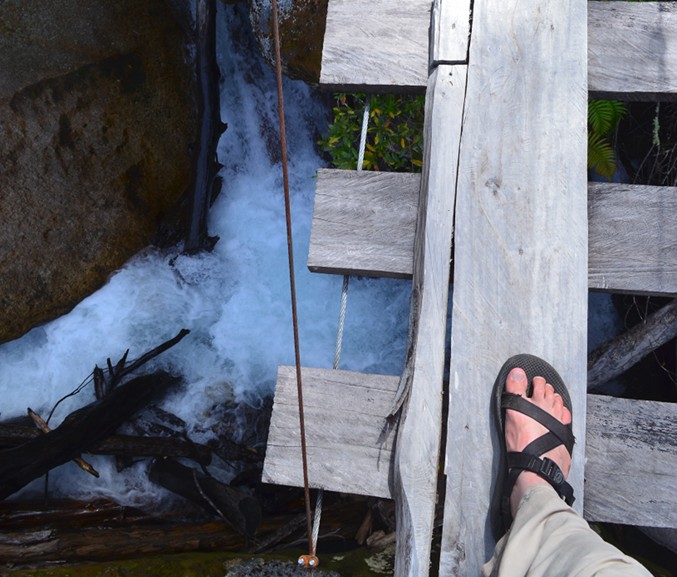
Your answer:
(504, 367), (572, 516)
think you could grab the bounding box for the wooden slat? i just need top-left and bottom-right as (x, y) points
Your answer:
(308, 173), (677, 296)
(438, 0), (589, 574)
(307, 169), (418, 278)
(262, 369), (677, 529)
(588, 183), (677, 295)
(585, 394), (677, 528)
(261, 366), (398, 499)
(589, 1), (677, 99)
(319, 0), (430, 92)
(320, 0), (677, 97)
(430, 0), (472, 65)
(391, 64), (466, 577)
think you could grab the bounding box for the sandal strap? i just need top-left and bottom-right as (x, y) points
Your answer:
(502, 392), (575, 454)
(523, 432), (562, 457)
(507, 452), (576, 505)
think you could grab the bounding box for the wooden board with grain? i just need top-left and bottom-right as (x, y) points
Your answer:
(261, 366), (399, 499)
(307, 169), (419, 278)
(308, 174), (677, 296)
(585, 394), (677, 528)
(438, 0), (589, 574)
(588, 183), (677, 295)
(588, 1), (677, 99)
(320, 0), (677, 97)
(430, 0), (472, 65)
(391, 63), (466, 577)
(319, 0), (430, 92)
(261, 369), (677, 528)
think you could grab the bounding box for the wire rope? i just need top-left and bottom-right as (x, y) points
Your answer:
(270, 9), (373, 559)
(270, 0), (314, 559)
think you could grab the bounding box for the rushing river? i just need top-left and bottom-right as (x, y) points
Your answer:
(0, 3), (621, 506)
(0, 4), (411, 505)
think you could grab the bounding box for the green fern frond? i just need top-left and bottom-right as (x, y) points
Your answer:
(589, 99), (627, 136)
(588, 131), (617, 180)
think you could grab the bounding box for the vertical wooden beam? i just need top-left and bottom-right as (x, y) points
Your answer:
(430, 0), (472, 65)
(438, 0), (588, 574)
(392, 63), (466, 577)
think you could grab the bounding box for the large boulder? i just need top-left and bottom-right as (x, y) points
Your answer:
(249, 0), (328, 84)
(0, 0), (197, 343)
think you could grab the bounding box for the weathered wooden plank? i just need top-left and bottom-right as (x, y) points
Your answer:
(320, 0), (677, 96)
(588, 183), (677, 295)
(307, 169), (418, 278)
(308, 174), (677, 295)
(438, 0), (588, 574)
(589, 1), (677, 99)
(261, 366), (399, 499)
(262, 368), (677, 528)
(585, 394), (677, 528)
(319, 0), (430, 92)
(430, 0), (472, 65)
(391, 63), (465, 577)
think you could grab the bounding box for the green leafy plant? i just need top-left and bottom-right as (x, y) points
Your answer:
(321, 93), (628, 181)
(319, 93), (424, 172)
(588, 99), (627, 180)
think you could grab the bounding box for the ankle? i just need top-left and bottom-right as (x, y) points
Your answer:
(510, 471), (548, 516)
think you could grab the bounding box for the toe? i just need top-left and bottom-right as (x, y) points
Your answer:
(532, 376), (546, 398)
(561, 405), (573, 426)
(506, 367), (528, 396)
(553, 393), (564, 411)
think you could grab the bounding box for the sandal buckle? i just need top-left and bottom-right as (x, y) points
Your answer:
(539, 457), (564, 486)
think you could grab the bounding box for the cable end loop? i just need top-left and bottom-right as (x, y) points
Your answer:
(298, 554), (319, 568)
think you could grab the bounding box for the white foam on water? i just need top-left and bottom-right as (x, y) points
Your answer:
(0, 3), (411, 504)
(0, 3), (624, 506)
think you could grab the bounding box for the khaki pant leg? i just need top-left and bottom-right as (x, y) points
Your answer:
(482, 485), (652, 577)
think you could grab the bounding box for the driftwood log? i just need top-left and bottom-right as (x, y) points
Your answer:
(588, 298), (677, 390)
(0, 423), (211, 466)
(0, 371), (181, 500)
(149, 457), (261, 537)
(0, 494), (369, 565)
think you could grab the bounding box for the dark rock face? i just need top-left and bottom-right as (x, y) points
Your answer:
(249, 0), (328, 84)
(0, 0), (197, 343)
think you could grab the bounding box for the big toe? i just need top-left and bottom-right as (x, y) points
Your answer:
(505, 367), (528, 396)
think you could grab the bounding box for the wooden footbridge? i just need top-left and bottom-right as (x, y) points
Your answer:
(263, 1), (677, 575)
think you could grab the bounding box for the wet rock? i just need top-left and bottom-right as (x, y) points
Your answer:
(249, 0), (328, 84)
(0, 0), (197, 343)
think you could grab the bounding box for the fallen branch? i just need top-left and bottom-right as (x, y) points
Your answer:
(587, 299), (677, 391)
(149, 457), (261, 537)
(0, 424), (212, 466)
(0, 371), (181, 500)
(28, 408), (99, 478)
(94, 329), (190, 398)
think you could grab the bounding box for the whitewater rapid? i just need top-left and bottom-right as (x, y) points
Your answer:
(0, 3), (621, 505)
(0, 3), (411, 504)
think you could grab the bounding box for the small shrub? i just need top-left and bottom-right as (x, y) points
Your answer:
(319, 93), (424, 172)
(321, 93), (629, 181)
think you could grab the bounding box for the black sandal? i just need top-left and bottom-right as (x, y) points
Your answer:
(491, 354), (576, 540)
